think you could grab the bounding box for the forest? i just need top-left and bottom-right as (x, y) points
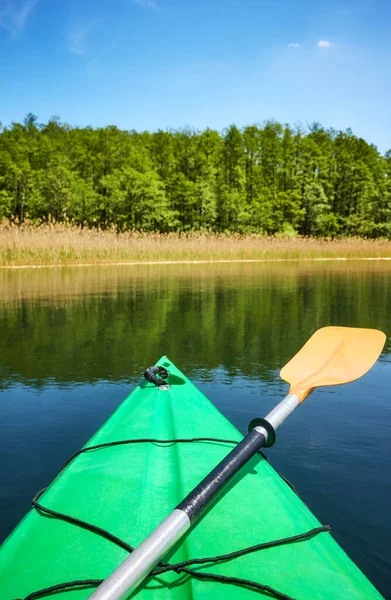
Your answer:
(1, 114), (390, 238)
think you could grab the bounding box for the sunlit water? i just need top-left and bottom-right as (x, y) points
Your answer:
(0, 261), (390, 598)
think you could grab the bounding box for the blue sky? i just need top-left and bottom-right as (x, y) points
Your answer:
(0, 0), (390, 153)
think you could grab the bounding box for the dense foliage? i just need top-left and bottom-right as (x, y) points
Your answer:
(1, 114), (390, 237)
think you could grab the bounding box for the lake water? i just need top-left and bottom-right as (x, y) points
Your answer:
(0, 261), (390, 598)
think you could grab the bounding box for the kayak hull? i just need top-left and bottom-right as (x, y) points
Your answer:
(0, 357), (384, 600)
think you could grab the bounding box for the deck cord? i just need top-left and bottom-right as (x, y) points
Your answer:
(15, 438), (331, 600)
(62, 437), (299, 495)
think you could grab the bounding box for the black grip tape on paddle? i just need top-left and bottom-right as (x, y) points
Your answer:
(176, 428), (266, 522)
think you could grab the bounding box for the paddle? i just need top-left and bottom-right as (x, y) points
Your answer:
(88, 326), (386, 600)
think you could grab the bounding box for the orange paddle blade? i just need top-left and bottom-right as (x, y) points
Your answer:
(280, 326), (386, 402)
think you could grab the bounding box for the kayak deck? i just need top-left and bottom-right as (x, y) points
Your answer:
(0, 357), (384, 600)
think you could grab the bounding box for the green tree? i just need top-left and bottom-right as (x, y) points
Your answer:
(0, 116), (389, 237)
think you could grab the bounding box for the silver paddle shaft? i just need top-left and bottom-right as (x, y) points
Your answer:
(88, 393), (300, 600)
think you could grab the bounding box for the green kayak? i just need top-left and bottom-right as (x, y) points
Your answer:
(0, 357), (384, 600)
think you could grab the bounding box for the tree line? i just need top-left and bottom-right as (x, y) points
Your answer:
(0, 114), (390, 237)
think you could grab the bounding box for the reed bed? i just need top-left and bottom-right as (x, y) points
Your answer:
(1, 220), (391, 267)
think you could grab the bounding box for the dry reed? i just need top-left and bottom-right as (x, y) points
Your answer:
(1, 219), (391, 267)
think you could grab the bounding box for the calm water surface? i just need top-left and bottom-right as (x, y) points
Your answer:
(0, 262), (390, 598)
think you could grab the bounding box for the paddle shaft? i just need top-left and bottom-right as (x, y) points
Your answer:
(88, 393), (300, 600)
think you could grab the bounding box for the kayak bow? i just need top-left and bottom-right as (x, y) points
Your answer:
(0, 326), (386, 600)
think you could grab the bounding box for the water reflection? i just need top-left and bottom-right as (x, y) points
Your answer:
(0, 262), (390, 389)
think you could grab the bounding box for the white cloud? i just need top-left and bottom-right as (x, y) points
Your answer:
(134, 0), (157, 8)
(317, 40), (332, 48)
(288, 43), (300, 48)
(68, 21), (95, 56)
(0, 0), (38, 35)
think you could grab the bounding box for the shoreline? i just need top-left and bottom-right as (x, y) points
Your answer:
(1, 256), (391, 269)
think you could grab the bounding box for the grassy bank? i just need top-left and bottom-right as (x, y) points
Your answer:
(1, 221), (391, 267)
